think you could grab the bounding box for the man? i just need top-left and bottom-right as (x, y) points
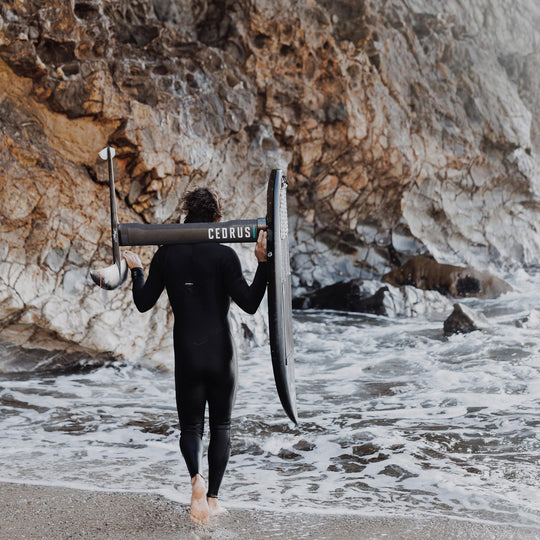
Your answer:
(123, 187), (268, 525)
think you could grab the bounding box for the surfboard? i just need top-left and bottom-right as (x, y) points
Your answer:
(266, 170), (297, 425)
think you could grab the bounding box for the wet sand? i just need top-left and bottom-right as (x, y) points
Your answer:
(0, 482), (537, 539)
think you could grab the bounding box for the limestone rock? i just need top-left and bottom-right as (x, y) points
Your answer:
(382, 284), (452, 318)
(1, 0), (539, 362)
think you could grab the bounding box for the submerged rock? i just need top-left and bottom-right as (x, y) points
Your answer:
(293, 439), (316, 452)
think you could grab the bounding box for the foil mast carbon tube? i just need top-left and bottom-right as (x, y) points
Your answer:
(97, 147), (121, 271)
(94, 147), (128, 289)
(118, 218), (267, 246)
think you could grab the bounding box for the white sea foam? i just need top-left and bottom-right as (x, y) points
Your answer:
(0, 273), (539, 528)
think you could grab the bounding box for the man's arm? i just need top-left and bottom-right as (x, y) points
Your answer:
(223, 231), (268, 314)
(124, 249), (165, 312)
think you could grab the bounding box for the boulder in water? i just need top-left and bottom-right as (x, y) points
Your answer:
(293, 280), (388, 315)
(443, 303), (489, 336)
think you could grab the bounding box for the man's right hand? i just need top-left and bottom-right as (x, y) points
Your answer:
(255, 231), (267, 262)
(123, 250), (143, 269)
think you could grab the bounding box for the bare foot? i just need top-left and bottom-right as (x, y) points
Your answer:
(207, 497), (227, 518)
(190, 474), (210, 525)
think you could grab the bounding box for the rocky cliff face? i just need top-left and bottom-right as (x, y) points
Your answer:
(1, 0), (539, 363)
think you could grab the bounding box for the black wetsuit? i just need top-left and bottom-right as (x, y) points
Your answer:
(130, 241), (267, 498)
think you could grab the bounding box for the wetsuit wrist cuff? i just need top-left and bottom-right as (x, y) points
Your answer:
(130, 267), (144, 277)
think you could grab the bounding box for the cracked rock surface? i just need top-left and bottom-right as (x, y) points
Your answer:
(1, 0), (539, 362)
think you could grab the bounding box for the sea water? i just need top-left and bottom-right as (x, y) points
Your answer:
(0, 270), (538, 529)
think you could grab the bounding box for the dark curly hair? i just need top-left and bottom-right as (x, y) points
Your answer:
(182, 187), (222, 223)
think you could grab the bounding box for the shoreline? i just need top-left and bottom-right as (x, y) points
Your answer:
(0, 482), (537, 539)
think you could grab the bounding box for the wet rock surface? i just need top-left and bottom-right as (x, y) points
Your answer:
(293, 280), (388, 315)
(382, 256), (513, 298)
(1, 0), (539, 359)
(0, 341), (112, 375)
(443, 303), (489, 336)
